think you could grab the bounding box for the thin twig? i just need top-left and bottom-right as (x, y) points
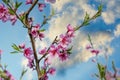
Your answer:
(38, 36), (58, 62)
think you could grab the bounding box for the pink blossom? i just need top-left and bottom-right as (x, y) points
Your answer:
(26, 0), (33, 4)
(10, 15), (17, 25)
(40, 74), (48, 80)
(0, 4), (9, 22)
(31, 28), (38, 38)
(91, 49), (99, 55)
(39, 47), (46, 55)
(39, 32), (44, 40)
(0, 49), (2, 55)
(38, 3), (46, 12)
(27, 57), (34, 69)
(30, 24), (44, 40)
(91, 58), (96, 63)
(66, 24), (75, 37)
(59, 34), (71, 47)
(105, 71), (114, 80)
(23, 47), (33, 58)
(45, 0), (56, 3)
(49, 45), (59, 57)
(28, 18), (33, 25)
(5, 70), (15, 80)
(86, 45), (92, 50)
(44, 57), (51, 66)
(48, 67), (56, 75)
(19, 43), (25, 49)
(59, 53), (68, 61)
(34, 24), (40, 30)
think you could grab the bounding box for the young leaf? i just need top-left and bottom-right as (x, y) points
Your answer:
(15, 1), (22, 9)
(10, 51), (19, 54)
(88, 34), (93, 48)
(20, 68), (27, 80)
(98, 4), (103, 12)
(12, 44), (20, 51)
(2, 0), (9, 4)
(97, 63), (106, 79)
(8, 8), (15, 15)
(39, 29), (46, 32)
(112, 61), (116, 72)
(51, 7), (55, 16)
(67, 46), (73, 52)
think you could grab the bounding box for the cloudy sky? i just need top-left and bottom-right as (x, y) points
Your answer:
(0, 0), (120, 80)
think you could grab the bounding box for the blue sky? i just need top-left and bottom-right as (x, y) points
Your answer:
(0, 0), (120, 80)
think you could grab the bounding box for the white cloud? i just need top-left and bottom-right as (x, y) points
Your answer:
(50, 31), (114, 68)
(101, 0), (120, 24)
(47, 0), (97, 41)
(114, 24), (120, 37)
(102, 11), (115, 24)
(43, 0), (115, 68)
(21, 57), (33, 80)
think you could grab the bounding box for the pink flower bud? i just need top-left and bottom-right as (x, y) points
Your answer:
(48, 67), (56, 75)
(38, 3), (46, 12)
(26, 0), (33, 4)
(19, 43), (25, 49)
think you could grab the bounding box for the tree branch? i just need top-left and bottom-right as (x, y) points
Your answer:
(38, 36), (58, 62)
(25, 0), (39, 19)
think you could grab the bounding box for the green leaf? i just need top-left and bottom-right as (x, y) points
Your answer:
(39, 29), (46, 32)
(112, 61), (116, 72)
(8, 8), (15, 15)
(83, 21), (90, 26)
(67, 46), (73, 52)
(40, 69), (46, 75)
(51, 7), (55, 16)
(94, 73), (99, 78)
(19, 13), (25, 22)
(88, 34), (93, 48)
(20, 68), (27, 80)
(67, 51), (72, 54)
(0, 71), (8, 79)
(84, 12), (90, 22)
(12, 44), (20, 51)
(10, 51), (19, 54)
(117, 78), (120, 80)
(11, 43), (22, 54)
(15, 1), (22, 9)
(98, 4), (103, 12)
(97, 63), (106, 79)
(2, 0), (9, 4)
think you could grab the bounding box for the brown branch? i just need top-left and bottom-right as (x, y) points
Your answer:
(28, 29), (42, 79)
(74, 10), (102, 31)
(25, 0), (39, 19)
(6, 1), (42, 79)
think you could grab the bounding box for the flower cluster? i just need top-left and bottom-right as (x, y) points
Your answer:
(39, 57), (56, 80)
(86, 45), (100, 56)
(30, 24), (44, 40)
(0, 3), (17, 25)
(0, 70), (15, 80)
(26, 0), (56, 5)
(26, 0), (33, 4)
(39, 24), (74, 62)
(105, 71), (120, 80)
(38, 24), (74, 80)
(19, 43), (35, 69)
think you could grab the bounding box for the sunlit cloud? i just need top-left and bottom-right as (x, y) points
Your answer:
(101, 0), (120, 24)
(21, 57), (33, 80)
(114, 24), (120, 37)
